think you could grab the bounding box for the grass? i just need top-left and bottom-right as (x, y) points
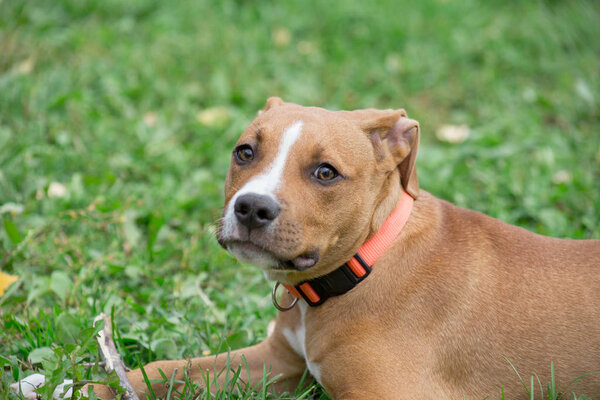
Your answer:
(0, 0), (599, 398)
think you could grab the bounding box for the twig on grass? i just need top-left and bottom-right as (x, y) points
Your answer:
(93, 313), (140, 400)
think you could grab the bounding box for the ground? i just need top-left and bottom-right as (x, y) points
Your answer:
(0, 0), (599, 399)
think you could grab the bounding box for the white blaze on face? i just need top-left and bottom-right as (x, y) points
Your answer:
(222, 121), (304, 265)
(234, 120), (304, 199)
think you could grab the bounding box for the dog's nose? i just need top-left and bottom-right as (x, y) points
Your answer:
(234, 193), (280, 229)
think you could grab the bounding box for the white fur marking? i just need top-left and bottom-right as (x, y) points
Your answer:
(282, 321), (305, 357)
(222, 121), (304, 264)
(307, 361), (322, 383)
(234, 120), (303, 199)
(282, 302), (322, 383)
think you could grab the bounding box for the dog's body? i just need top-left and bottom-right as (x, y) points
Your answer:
(24, 99), (600, 399)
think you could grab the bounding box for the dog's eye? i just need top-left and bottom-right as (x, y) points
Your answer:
(314, 164), (339, 182)
(234, 145), (254, 164)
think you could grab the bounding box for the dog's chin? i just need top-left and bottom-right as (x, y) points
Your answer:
(225, 241), (319, 272)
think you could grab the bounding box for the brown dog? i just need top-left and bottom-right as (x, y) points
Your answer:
(81, 98), (600, 398)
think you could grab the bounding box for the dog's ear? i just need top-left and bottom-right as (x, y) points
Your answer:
(387, 116), (419, 198)
(258, 97), (285, 115)
(360, 109), (420, 198)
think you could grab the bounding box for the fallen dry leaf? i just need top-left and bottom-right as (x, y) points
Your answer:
(48, 182), (67, 198)
(196, 106), (230, 127)
(272, 27), (291, 47)
(17, 58), (35, 75)
(143, 112), (157, 127)
(436, 124), (470, 144)
(552, 170), (572, 184)
(0, 271), (18, 296)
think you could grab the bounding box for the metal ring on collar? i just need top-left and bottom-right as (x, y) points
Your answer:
(272, 282), (298, 312)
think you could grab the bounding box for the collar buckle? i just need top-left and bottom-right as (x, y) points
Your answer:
(290, 252), (372, 307)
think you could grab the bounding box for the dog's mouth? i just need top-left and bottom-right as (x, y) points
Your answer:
(226, 240), (319, 271)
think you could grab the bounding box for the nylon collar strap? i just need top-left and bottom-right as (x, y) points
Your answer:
(282, 189), (414, 307)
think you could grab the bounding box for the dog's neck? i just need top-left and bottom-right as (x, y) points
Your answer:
(281, 189), (414, 307)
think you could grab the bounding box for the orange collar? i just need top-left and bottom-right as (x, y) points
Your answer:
(280, 189), (414, 307)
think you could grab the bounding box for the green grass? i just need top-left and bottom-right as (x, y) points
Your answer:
(1, 0), (599, 398)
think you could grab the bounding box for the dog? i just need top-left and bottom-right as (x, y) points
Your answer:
(14, 98), (600, 399)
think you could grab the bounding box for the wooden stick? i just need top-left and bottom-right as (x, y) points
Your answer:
(93, 313), (140, 400)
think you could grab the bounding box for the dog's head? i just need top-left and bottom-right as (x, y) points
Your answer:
(217, 97), (419, 284)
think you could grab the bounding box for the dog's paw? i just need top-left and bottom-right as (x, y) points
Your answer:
(10, 373), (73, 399)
